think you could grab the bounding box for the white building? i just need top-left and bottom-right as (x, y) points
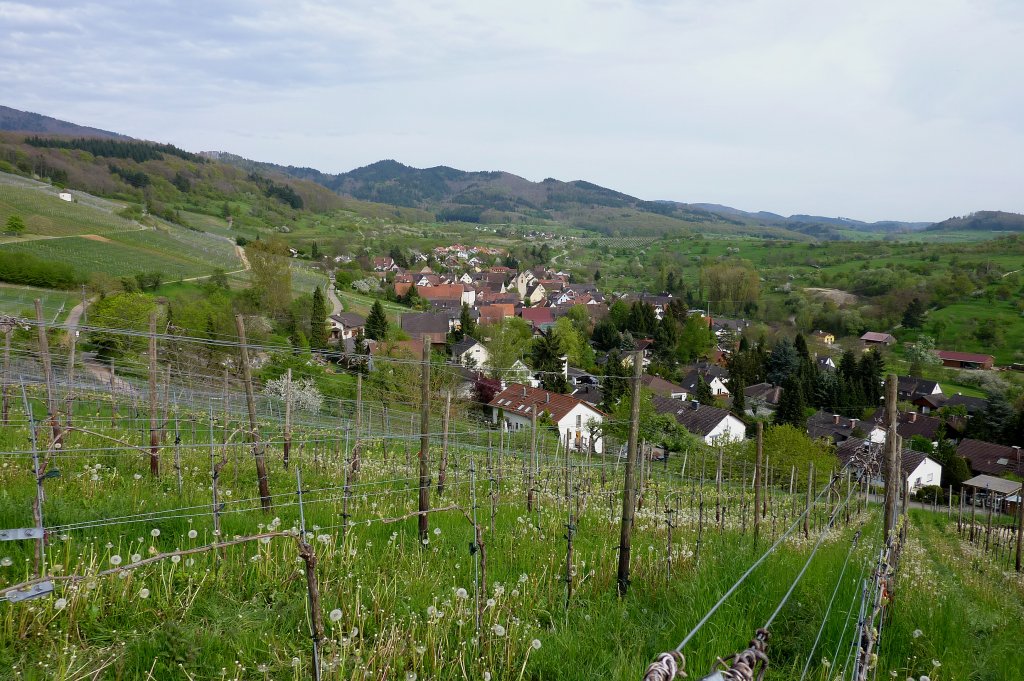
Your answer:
(58, 191), (73, 202)
(489, 383), (605, 453)
(451, 336), (489, 367)
(652, 396), (746, 445)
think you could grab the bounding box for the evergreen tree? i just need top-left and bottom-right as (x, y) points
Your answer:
(311, 241), (320, 259)
(365, 300), (389, 341)
(592, 318), (621, 351)
(601, 351), (629, 412)
(767, 338), (800, 385)
(694, 375), (716, 406)
(532, 333), (567, 393)
(309, 287), (329, 348)
(594, 269), (601, 282)
(857, 350), (885, 407)
(459, 302), (476, 340)
(902, 298), (926, 328)
(794, 333), (810, 360)
(774, 375), (807, 428)
(5, 215), (26, 235)
(627, 301), (658, 336)
(729, 375), (746, 415)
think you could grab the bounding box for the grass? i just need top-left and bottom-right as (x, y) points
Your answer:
(0, 382), (1018, 680)
(0, 226), (242, 282)
(0, 182), (138, 240)
(0, 284), (78, 322)
(926, 300), (1024, 365)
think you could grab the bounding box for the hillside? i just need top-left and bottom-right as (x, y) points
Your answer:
(925, 210), (1024, 233)
(0, 104), (128, 139)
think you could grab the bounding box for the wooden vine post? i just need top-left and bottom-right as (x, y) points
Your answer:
(34, 300), (61, 445)
(616, 350), (643, 597)
(883, 374), (899, 541)
(148, 310), (160, 476)
(753, 421), (764, 545)
(438, 389), (451, 496)
(417, 336), (432, 541)
(283, 368), (293, 470)
(235, 314), (272, 511)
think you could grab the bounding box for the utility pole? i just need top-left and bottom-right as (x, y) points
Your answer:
(418, 336), (432, 541)
(883, 374), (899, 541)
(616, 349), (643, 597)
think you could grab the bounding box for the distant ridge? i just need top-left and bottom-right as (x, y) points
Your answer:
(925, 210), (1024, 233)
(0, 104), (128, 139)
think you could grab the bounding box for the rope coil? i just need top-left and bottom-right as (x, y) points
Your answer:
(710, 628), (770, 681)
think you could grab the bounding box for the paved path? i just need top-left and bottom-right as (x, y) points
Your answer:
(326, 279), (343, 316)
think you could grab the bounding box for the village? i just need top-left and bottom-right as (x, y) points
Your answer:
(321, 247), (1021, 513)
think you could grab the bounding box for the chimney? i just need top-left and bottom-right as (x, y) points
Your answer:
(522, 385), (527, 397)
(850, 418), (858, 430)
(561, 354), (569, 380)
(691, 399), (700, 410)
(908, 412), (917, 423)
(546, 392), (550, 403)
(833, 414), (840, 425)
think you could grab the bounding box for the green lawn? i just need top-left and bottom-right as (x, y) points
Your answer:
(927, 300), (1024, 365)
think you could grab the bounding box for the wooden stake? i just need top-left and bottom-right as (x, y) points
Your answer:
(417, 336), (431, 541)
(34, 300), (61, 444)
(235, 314), (271, 511)
(438, 389), (451, 496)
(616, 349), (642, 597)
(883, 374), (899, 541)
(283, 368), (292, 470)
(753, 421), (764, 545)
(148, 310), (160, 476)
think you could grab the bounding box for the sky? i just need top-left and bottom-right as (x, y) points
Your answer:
(1, 0), (1022, 222)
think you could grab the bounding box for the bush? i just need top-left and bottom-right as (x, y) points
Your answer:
(0, 250), (80, 289)
(914, 485), (946, 505)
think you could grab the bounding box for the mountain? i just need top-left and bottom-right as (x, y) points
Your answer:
(691, 203), (932, 234)
(925, 210), (1024, 233)
(0, 105), (129, 139)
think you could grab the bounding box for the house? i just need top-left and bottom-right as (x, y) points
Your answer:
(936, 350), (995, 370)
(488, 383), (605, 453)
(869, 408), (943, 442)
(679, 365), (730, 398)
(567, 366), (598, 387)
(651, 395), (746, 445)
(743, 383), (782, 416)
(520, 307), (556, 331)
(816, 356), (837, 372)
(860, 332), (896, 347)
(571, 384), (604, 407)
(416, 284), (476, 307)
(479, 304), (516, 326)
(835, 437), (941, 495)
(328, 312), (365, 341)
(451, 336), (489, 367)
(523, 282), (547, 305)
(400, 313), (452, 344)
(957, 439), (1024, 478)
(897, 376), (942, 401)
(58, 191), (73, 202)
(812, 330), (835, 345)
(806, 411), (878, 444)
(641, 374), (687, 400)
(372, 256), (399, 272)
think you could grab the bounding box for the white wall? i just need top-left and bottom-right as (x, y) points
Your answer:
(906, 457), (942, 494)
(555, 404), (604, 454)
(705, 414), (746, 445)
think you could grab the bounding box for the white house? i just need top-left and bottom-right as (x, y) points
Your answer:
(58, 191), (73, 202)
(488, 383), (605, 453)
(652, 396), (746, 445)
(328, 312), (365, 341)
(902, 451), (942, 495)
(451, 336), (489, 367)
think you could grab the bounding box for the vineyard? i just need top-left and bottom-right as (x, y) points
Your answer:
(0, 182), (138, 240)
(0, 312), (1022, 680)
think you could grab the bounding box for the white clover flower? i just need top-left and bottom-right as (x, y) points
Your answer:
(491, 624), (506, 637)
(455, 588), (468, 600)
(54, 598), (67, 610)
(329, 608), (343, 622)
(531, 639), (541, 650)
(150, 529), (160, 538)
(188, 529), (198, 539)
(138, 588), (150, 599)
(109, 555), (122, 566)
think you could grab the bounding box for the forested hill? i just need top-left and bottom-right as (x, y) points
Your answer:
(925, 210), (1024, 233)
(0, 105), (128, 139)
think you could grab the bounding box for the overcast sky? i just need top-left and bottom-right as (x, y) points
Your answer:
(2, 0), (1021, 221)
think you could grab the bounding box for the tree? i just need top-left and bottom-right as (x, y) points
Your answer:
(774, 375), (807, 428)
(365, 300), (389, 341)
(699, 261), (760, 314)
(761, 425), (838, 488)
(246, 238), (292, 316)
(767, 339), (800, 386)
(5, 215), (25, 236)
(729, 375), (746, 415)
(694, 375), (715, 406)
(552, 316), (594, 370)
(309, 287), (329, 348)
(678, 313), (713, 363)
(601, 350), (630, 412)
(626, 301), (657, 336)
(592, 318), (621, 351)
(532, 333), (568, 392)
(311, 241), (320, 259)
(89, 292), (158, 361)
(458, 302), (477, 341)
(483, 317), (533, 381)
(906, 336), (941, 377)
(902, 298), (926, 328)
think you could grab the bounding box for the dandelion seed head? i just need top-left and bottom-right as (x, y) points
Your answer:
(54, 598), (67, 610)
(531, 639), (541, 650)
(329, 609), (343, 622)
(138, 588), (150, 599)
(150, 529), (160, 538)
(491, 624), (506, 637)
(109, 555), (122, 566)
(188, 530), (198, 539)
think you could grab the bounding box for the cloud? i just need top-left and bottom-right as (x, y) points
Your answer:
(1, 0), (1022, 220)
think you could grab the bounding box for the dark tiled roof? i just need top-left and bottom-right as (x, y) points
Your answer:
(330, 312), (365, 327)
(571, 385), (604, 406)
(806, 410), (870, 442)
(958, 439), (1024, 477)
(400, 313), (451, 335)
(897, 376), (941, 399)
(944, 394), (988, 415)
(451, 336), (482, 357)
(835, 437), (933, 481)
(744, 382), (781, 405)
(641, 374), (686, 397)
(651, 395), (735, 438)
(869, 408), (942, 440)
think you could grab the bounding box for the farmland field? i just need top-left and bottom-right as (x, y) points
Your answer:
(0, 182), (139, 239)
(0, 284), (78, 321)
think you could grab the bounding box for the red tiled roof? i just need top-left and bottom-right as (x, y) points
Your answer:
(489, 383), (604, 422)
(417, 284), (464, 300)
(937, 350), (994, 364)
(520, 307), (555, 326)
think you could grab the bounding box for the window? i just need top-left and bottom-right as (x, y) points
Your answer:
(576, 415), (582, 428)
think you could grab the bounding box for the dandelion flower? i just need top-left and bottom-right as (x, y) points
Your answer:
(518, 573), (528, 583)
(54, 598), (67, 610)
(138, 588), (150, 599)
(531, 639), (541, 650)
(416, 646), (426, 655)
(291, 658), (300, 667)
(406, 673), (417, 681)
(484, 673), (491, 681)
(1, 557), (13, 567)
(131, 553), (141, 563)
(455, 588), (469, 600)
(912, 629), (923, 638)
(427, 606), (438, 618)
(486, 598), (496, 608)
(171, 555), (181, 564)
(434, 527), (441, 536)
(188, 529), (198, 539)
(422, 538), (429, 546)
(329, 609), (343, 622)
(150, 529), (160, 538)
(491, 624), (506, 637)
(109, 555), (122, 566)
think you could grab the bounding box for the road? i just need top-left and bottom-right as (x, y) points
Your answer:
(326, 278), (343, 316)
